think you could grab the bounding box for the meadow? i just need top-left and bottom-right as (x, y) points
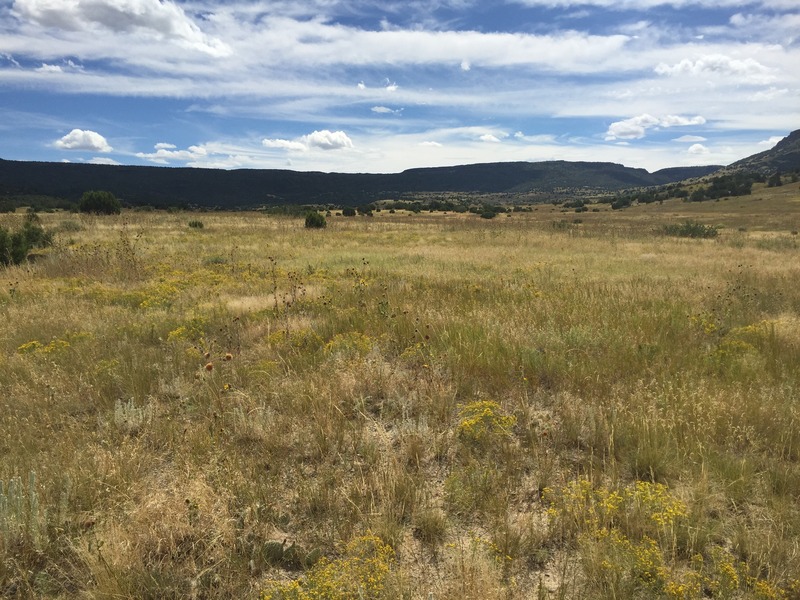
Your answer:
(1, 182), (799, 599)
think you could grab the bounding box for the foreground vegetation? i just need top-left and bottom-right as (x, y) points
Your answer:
(1, 182), (799, 598)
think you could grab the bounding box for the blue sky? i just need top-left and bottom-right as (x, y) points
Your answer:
(1, 0), (798, 173)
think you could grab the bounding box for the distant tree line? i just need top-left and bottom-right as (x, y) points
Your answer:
(606, 172), (769, 209)
(687, 172), (762, 202)
(605, 183), (690, 210)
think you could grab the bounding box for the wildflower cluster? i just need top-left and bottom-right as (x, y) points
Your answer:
(689, 312), (719, 335)
(546, 479), (791, 598)
(324, 331), (375, 359)
(260, 535), (394, 600)
(167, 316), (209, 343)
(16, 331), (90, 355)
(457, 400), (516, 446)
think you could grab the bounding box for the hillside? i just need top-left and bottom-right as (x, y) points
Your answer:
(727, 129), (800, 175)
(0, 157), (719, 209)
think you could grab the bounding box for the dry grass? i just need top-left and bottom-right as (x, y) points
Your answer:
(1, 182), (799, 598)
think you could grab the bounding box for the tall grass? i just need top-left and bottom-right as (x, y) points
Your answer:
(1, 193), (799, 597)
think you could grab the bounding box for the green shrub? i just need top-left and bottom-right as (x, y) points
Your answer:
(304, 211), (327, 229)
(341, 207), (356, 217)
(0, 212), (53, 266)
(79, 190), (121, 215)
(661, 221), (718, 239)
(188, 220), (205, 229)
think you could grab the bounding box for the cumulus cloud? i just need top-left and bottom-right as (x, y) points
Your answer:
(304, 130), (354, 150)
(55, 128), (113, 152)
(687, 143), (710, 155)
(263, 130), (354, 152)
(655, 54), (775, 83)
(672, 135), (707, 142)
(13, 0), (230, 56)
(136, 143), (207, 164)
(480, 134), (502, 143)
(605, 114), (706, 140)
(758, 136), (783, 148)
(87, 156), (121, 165)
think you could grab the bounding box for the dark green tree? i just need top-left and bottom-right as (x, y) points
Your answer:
(304, 211), (327, 229)
(767, 171), (783, 187)
(79, 190), (121, 215)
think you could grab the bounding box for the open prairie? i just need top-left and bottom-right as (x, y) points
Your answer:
(1, 182), (799, 599)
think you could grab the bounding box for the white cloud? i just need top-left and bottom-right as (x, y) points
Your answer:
(419, 141), (442, 147)
(357, 81), (366, 90)
(154, 142), (177, 149)
(136, 143), (207, 164)
(2, 53), (21, 67)
(461, 60), (471, 71)
(749, 87), (788, 102)
(303, 130), (354, 150)
(87, 156), (121, 165)
(514, 132), (557, 143)
(262, 138), (308, 151)
(672, 135), (707, 142)
(13, 0), (231, 56)
(687, 143), (710, 154)
(371, 106), (397, 114)
(510, 0), (795, 8)
(55, 128), (113, 152)
(35, 63), (62, 73)
(655, 54), (776, 84)
(262, 130), (354, 153)
(605, 114), (706, 140)
(758, 136), (783, 148)
(34, 60), (83, 74)
(480, 134), (502, 143)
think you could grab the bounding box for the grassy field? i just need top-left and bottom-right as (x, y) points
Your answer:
(1, 182), (799, 599)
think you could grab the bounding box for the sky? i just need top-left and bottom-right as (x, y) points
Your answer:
(0, 0), (798, 174)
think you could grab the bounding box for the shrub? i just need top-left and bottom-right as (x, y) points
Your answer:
(661, 221), (718, 239)
(341, 207), (356, 217)
(188, 220), (204, 229)
(79, 190), (121, 215)
(480, 210), (497, 219)
(304, 211), (327, 229)
(0, 212), (53, 266)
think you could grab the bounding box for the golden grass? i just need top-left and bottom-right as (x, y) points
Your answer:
(1, 182), (799, 598)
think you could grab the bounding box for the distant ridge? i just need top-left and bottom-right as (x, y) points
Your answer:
(5, 142), (784, 208)
(726, 129), (800, 175)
